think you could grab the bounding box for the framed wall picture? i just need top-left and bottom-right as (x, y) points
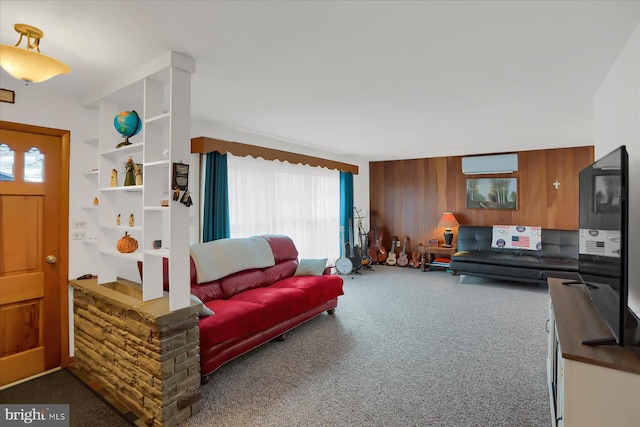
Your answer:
(0, 89), (15, 103)
(466, 177), (518, 210)
(172, 162), (189, 191)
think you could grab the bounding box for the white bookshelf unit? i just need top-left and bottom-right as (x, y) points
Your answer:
(85, 51), (195, 310)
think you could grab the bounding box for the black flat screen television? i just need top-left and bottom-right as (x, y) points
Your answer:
(576, 145), (639, 346)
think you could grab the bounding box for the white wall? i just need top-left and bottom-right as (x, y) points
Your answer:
(0, 79), (98, 280)
(593, 23), (640, 317)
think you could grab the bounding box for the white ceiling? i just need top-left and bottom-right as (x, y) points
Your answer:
(1, 1), (638, 161)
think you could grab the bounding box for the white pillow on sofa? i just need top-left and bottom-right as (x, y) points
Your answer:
(294, 258), (328, 276)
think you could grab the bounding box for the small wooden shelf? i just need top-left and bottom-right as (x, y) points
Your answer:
(421, 245), (456, 272)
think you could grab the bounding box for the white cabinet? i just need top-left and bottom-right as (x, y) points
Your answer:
(547, 279), (640, 427)
(86, 51), (195, 310)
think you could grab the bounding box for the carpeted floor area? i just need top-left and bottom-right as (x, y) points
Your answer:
(0, 266), (552, 426)
(0, 368), (132, 426)
(184, 266), (551, 427)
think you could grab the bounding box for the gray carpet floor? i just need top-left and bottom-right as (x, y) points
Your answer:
(183, 266), (551, 427)
(0, 369), (130, 427)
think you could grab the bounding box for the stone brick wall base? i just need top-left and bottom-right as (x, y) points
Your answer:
(71, 279), (201, 426)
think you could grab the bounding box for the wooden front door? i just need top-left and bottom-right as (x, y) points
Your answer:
(0, 121), (69, 387)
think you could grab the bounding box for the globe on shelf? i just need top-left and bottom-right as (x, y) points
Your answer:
(113, 110), (142, 148)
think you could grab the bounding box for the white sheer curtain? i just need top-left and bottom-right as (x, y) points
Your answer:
(227, 153), (340, 262)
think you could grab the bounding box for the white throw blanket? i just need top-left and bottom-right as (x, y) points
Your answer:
(492, 225), (542, 251)
(190, 236), (275, 284)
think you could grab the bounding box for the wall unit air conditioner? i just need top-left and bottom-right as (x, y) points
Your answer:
(461, 153), (518, 175)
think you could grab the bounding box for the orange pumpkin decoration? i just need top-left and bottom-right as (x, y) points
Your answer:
(117, 232), (138, 253)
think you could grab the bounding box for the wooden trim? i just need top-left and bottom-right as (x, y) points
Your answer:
(59, 131), (71, 367)
(0, 347), (45, 386)
(0, 120), (71, 368)
(0, 273), (44, 304)
(191, 136), (358, 174)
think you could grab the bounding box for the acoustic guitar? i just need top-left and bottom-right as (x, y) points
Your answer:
(397, 236), (409, 267)
(368, 213), (387, 263)
(386, 237), (398, 266)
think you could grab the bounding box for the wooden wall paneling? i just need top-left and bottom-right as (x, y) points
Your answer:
(434, 157), (450, 244)
(416, 159), (428, 249)
(393, 161), (403, 252)
(383, 161), (395, 251)
(450, 155), (464, 243)
(546, 148), (571, 229)
(545, 150), (561, 228)
(369, 146), (594, 246)
(368, 162), (386, 250)
(404, 159), (419, 253)
(520, 150), (546, 226)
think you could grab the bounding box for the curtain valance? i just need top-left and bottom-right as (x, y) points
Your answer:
(191, 136), (358, 175)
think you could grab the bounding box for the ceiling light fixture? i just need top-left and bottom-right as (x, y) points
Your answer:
(0, 23), (71, 84)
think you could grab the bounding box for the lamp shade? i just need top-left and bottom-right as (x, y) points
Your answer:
(0, 24), (70, 83)
(437, 212), (459, 230)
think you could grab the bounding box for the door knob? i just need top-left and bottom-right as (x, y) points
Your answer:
(45, 255), (57, 264)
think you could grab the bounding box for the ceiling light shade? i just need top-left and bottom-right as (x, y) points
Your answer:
(0, 24), (70, 83)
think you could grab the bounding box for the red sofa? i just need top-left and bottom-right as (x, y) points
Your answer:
(150, 235), (344, 383)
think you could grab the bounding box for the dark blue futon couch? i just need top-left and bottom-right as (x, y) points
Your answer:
(450, 225), (579, 285)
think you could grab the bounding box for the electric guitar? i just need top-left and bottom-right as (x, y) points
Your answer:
(346, 218), (362, 269)
(397, 236), (409, 267)
(386, 237), (398, 266)
(354, 208), (372, 267)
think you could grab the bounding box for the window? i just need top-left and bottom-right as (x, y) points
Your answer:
(0, 144), (15, 181)
(24, 147), (44, 182)
(227, 153), (340, 261)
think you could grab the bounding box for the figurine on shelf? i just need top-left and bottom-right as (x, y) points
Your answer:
(93, 197), (99, 206)
(129, 212), (135, 227)
(134, 163), (142, 185)
(116, 213), (121, 226)
(123, 157), (136, 186)
(110, 169), (118, 187)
